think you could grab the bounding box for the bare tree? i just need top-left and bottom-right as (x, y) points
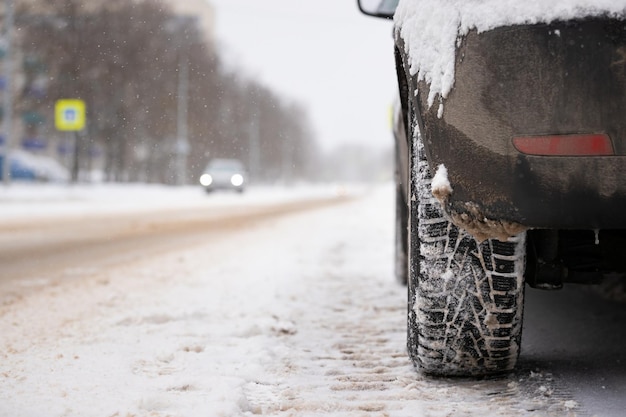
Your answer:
(11, 0), (319, 184)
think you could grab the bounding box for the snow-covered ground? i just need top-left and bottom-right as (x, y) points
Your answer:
(0, 182), (573, 416)
(0, 182), (353, 221)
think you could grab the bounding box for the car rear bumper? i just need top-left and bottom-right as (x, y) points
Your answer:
(412, 18), (626, 233)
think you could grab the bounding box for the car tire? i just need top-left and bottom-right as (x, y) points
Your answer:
(407, 133), (526, 376)
(395, 178), (409, 286)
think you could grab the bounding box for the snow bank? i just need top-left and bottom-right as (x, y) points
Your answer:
(0, 182), (359, 222)
(395, 0), (626, 106)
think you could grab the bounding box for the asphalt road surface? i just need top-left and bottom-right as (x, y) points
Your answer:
(522, 283), (626, 417)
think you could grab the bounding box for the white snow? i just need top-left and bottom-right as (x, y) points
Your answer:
(0, 182), (349, 221)
(0, 182), (569, 416)
(431, 164), (452, 202)
(437, 102), (444, 119)
(395, 0), (626, 106)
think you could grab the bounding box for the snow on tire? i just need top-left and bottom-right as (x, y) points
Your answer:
(407, 136), (526, 377)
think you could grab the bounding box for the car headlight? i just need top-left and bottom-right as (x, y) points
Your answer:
(200, 173), (213, 186)
(230, 174), (244, 187)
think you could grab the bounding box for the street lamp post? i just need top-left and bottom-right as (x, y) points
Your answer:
(2, 0), (13, 186)
(175, 55), (189, 185)
(165, 16), (193, 186)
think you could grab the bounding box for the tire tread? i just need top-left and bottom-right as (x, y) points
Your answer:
(408, 136), (526, 376)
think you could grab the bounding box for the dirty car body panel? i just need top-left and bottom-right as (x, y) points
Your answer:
(410, 19), (626, 232)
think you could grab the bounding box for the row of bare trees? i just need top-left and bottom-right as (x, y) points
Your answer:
(7, 0), (319, 183)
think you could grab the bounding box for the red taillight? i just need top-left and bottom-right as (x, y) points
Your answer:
(513, 134), (614, 156)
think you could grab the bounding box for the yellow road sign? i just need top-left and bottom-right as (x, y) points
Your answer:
(55, 99), (86, 131)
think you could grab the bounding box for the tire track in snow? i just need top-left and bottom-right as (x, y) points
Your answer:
(240, 188), (583, 417)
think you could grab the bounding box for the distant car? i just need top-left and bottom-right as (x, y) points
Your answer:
(0, 150), (69, 182)
(199, 158), (247, 193)
(0, 154), (36, 181)
(359, 0), (626, 377)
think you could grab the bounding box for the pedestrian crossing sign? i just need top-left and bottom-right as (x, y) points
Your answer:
(55, 99), (86, 131)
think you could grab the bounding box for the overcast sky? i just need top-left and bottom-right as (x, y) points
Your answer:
(205, 0), (397, 152)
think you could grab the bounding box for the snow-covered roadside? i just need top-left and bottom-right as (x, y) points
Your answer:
(0, 182), (355, 222)
(0, 183), (572, 416)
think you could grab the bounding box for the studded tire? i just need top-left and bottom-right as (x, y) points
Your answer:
(407, 135), (527, 376)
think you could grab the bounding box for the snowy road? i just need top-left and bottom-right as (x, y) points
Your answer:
(0, 183), (617, 416)
(0, 191), (349, 291)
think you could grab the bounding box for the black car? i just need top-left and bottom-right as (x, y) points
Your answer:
(359, 0), (626, 376)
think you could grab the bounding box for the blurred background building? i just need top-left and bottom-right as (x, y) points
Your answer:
(0, 0), (391, 185)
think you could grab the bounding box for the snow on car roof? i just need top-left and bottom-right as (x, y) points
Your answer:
(395, 0), (626, 108)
